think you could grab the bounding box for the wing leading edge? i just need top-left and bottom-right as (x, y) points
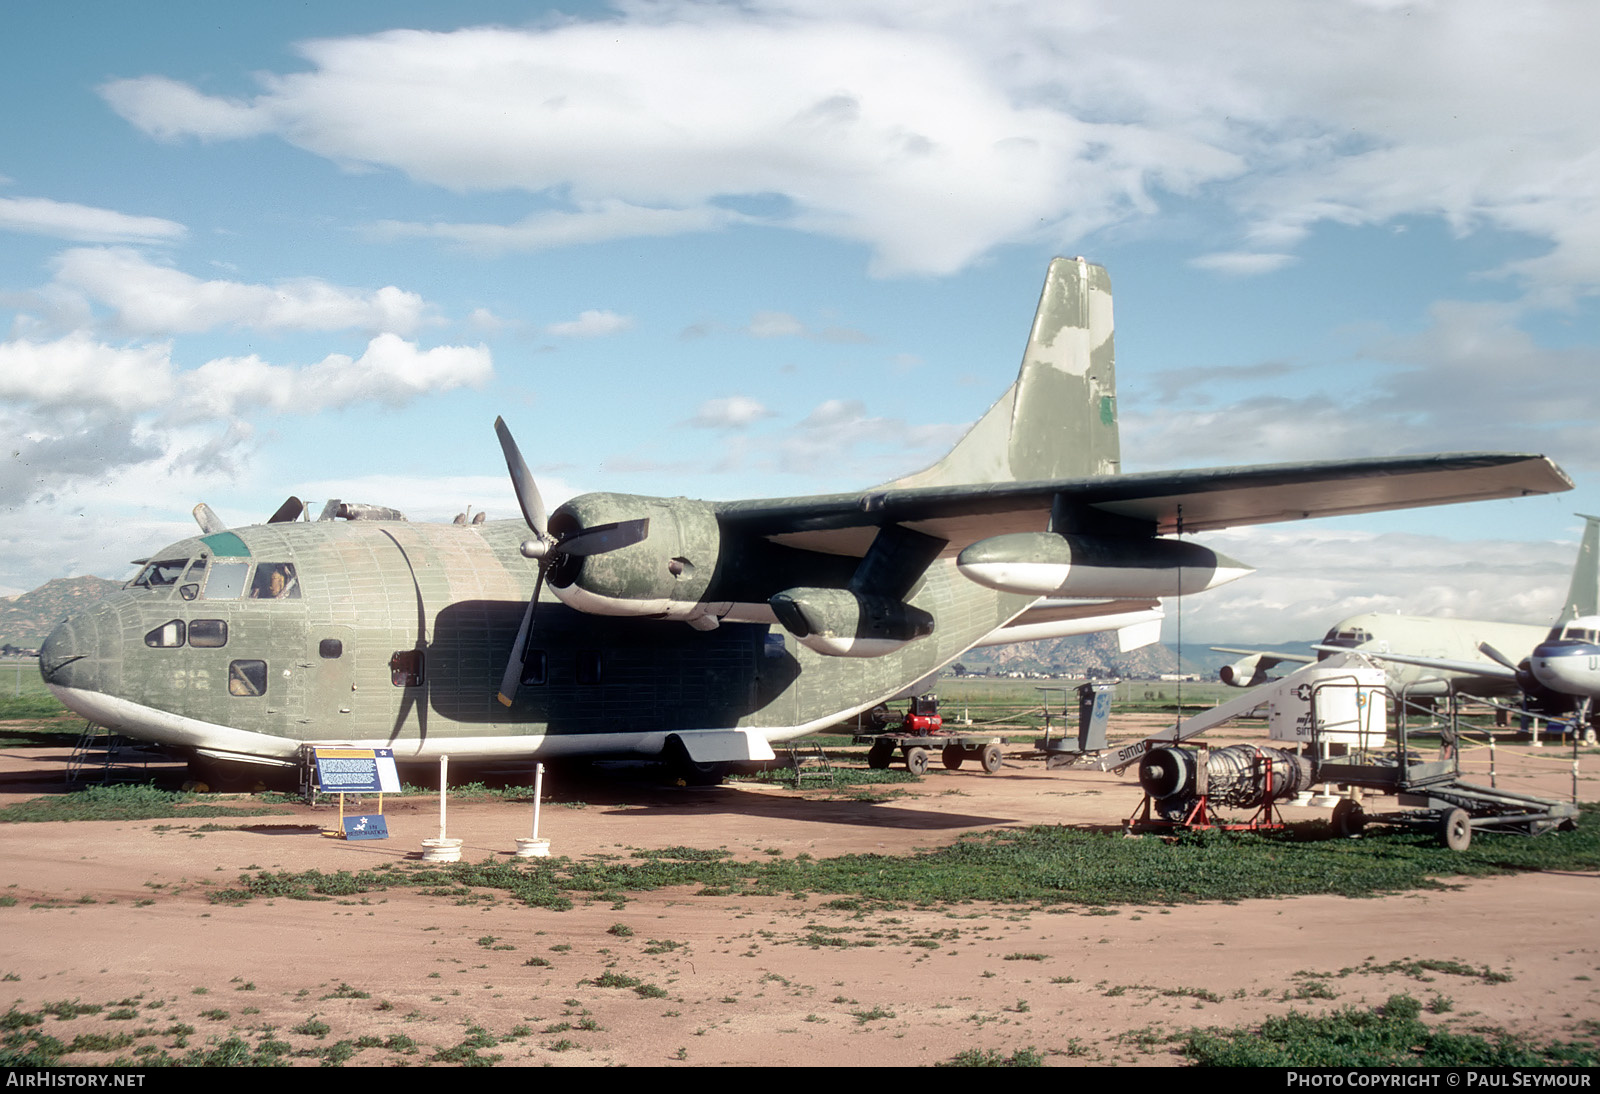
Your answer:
(720, 452), (1572, 557)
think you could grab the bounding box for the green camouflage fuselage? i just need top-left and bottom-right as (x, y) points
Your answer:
(41, 514), (1028, 767)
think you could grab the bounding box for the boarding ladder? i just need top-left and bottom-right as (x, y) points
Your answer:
(64, 722), (167, 784)
(784, 743), (837, 788)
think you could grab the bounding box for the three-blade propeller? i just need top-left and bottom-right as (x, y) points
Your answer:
(494, 417), (649, 705)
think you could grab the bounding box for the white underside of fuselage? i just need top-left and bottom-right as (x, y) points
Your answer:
(45, 682), (868, 770)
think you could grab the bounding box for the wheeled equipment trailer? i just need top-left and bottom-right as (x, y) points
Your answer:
(855, 732), (1008, 776)
(853, 694), (1009, 775)
(1319, 754), (1578, 852)
(1312, 677), (1578, 851)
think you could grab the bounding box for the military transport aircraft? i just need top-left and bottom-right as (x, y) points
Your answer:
(37, 258), (1574, 786)
(1216, 515), (1600, 704)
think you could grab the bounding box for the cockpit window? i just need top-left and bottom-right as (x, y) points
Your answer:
(131, 558), (189, 590)
(1323, 627), (1372, 645)
(203, 561), (250, 600)
(179, 559), (207, 601)
(249, 563), (300, 600)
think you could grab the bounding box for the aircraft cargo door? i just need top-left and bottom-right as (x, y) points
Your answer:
(305, 625), (359, 734)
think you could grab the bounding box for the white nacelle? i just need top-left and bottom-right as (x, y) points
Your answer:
(957, 533), (1252, 598)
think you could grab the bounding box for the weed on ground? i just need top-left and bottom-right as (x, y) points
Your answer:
(1180, 994), (1599, 1067)
(204, 804), (1599, 911)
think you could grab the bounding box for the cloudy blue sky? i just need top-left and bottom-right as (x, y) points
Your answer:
(3, 0), (1598, 642)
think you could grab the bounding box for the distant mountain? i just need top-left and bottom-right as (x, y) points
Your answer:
(953, 634), (1318, 679)
(955, 631), (1184, 677)
(0, 576), (122, 649)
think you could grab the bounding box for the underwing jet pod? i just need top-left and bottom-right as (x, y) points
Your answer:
(39, 258), (1573, 785)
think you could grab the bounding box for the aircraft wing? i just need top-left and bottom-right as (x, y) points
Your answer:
(1311, 644), (1520, 682)
(1211, 647), (1315, 666)
(974, 597), (1162, 649)
(720, 453), (1572, 555)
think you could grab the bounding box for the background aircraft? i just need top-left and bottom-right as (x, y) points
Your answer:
(1338, 615), (1600, 739)
(37, 259), (1572, 786)
(1217, 515), (1600, 703)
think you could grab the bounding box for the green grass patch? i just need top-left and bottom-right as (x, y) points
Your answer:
(0, 714), (77, 745)
(0, 669), (70, 725)
(735, 765), (921, 789)
(200, 805), (1599, 912)
(1181, 995), (1599, 1066)
(938, 1046), (1044, 1067)
(0, 784), (294, 824)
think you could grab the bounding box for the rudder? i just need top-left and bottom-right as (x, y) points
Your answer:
(888, 256), (1118, 489)
(1554, 514), (1600, 626)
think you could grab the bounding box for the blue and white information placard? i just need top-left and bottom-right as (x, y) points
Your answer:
(314, 748), (401, 794)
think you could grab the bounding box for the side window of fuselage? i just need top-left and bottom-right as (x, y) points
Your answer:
(228, 660), (267, 697)
(390, 649), (424, 687)
(521, 648), (547, 687)
(188, 620), (228, 648)
(145, 620), (185, 648)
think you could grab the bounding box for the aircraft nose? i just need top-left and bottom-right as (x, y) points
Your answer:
(39, 613), (94, 690)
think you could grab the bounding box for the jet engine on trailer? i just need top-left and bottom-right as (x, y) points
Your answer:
(1137, 745), (1315, 822)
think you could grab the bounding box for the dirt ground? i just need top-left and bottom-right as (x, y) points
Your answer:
(1, 721), (1596, 1067)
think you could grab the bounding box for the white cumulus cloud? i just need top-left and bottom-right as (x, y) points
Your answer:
(0, 196), (185, 245)
(96, 2), (1600, 292)
(46, 247), (427, 336)
(0, 333), (493, 508)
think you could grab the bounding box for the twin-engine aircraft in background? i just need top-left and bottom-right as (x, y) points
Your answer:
(38, 258), (1573, 786)
(1217, 515), (1600, 721)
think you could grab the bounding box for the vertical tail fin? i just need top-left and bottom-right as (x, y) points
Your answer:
(1554, 514), (1600, 627)
(888, 256), (1118, 489)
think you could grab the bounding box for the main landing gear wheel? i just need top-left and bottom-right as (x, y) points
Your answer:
(1332, 798), (1367, 838)
(980, 744), (1003, 774)
(1439, 807), (1472, 851)
(904, 747), (929, 777)
(665, 737), (727, 786)
(942, 745), (964, 770)
(867, 740), (894, 769)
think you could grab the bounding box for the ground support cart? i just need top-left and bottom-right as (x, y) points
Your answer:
(854, 731), (1009, 776)
(1318, 755), (1578, 851)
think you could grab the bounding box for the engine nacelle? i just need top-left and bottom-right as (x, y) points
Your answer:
(769, 587), (935, 658)
(957, 532), (1252, 598)
(1220, 653), (1279, 688)
(546, 493), (721, 619)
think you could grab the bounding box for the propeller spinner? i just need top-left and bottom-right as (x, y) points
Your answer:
(493, 418), (650, 705)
